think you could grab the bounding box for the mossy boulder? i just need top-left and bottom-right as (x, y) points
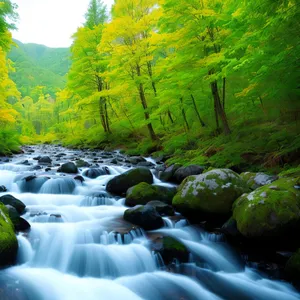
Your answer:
(123, 205), (164, 230)
(0, 203), (18, 267)
(157, 236), (189, 265)
(285, 249), (300, 285)
(106, 168), (153, 196)
(125, 182), (176, 206)
(233, 177), (300, 238)
(240, 172), (278, 190)
(6, 205), (31, 232)
(173, 169), (249, 217)
(0, 194), (26, 214)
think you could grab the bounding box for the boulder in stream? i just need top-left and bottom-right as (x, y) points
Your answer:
(38, 156), (52, 164)
(147, 201), (175, 216)
(0, 194), (26, 214)
(106, 167), (153, 196)
(57, 162), (78, 174)
(124, 205), (164, 230)
(233, 177), (300, 238)
(0, 203), (18, 267)
(173, 169), (249, 218)
(125, 182), (176, 206)
(174, 165), (205, 183)
(83, 167), (109, 179)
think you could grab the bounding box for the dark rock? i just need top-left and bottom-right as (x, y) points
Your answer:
(38, 156), (52, 164)
(17, 160), (30, 165)
(124, 205), (164, 230)
(33, 156), (41, 160)
(147, 200), (175, 216)
(137, 161), (155, 168)
(0, 185), (7, 192)
(106, 168), (153, 196)
(221, 218), (241, 238)
(31, 165), (42, 171)
(129, 156), (147, 165)
(57, 162), (78, 174)
(285, 249), (300, 288)
(110, 158), (118, 165)
(24, 175), (36, 182)
(156, 236), (189, 265)
(45, 168), (51, 172)
(174, 165), (205, 183)
(158, 164), (182, 182)
(0, 194), (26, 214)
(74, 175), (85, 182)
(83, 167), (109, 179)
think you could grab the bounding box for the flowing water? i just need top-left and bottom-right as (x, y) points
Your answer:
(0, 145), (299, 300)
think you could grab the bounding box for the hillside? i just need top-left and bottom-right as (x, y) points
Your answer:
(8, 39), (71, 98)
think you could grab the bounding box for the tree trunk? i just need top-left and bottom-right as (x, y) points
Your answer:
(180, 97), (190, 131)
(104, 102), (111, 133)
(190, 94), (205, 127)
(167, 110), (174, 124)
(211, 80), (231, 135)
(99, 97), (108, 133)
(222, 77), (226, 109)
(136, 64), (158, 141)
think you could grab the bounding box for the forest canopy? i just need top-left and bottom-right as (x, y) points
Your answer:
(0, 0), (299, 171)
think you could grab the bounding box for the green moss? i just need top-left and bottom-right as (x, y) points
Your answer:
(125, 182), (176, 206)
(285, 249), (300, 280)
(173, 169), (249, 215)
(279, 166), (300, 178)
(233, 177), (300, 237)
(163, 236), (187, 252)
(0, 203), (18, 267)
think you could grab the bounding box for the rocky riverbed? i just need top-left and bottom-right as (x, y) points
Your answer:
(0, 145), (299, 300)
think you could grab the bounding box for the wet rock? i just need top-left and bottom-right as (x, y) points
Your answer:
(221, 217), (241, 238)
(106, 167), (153, 196)
(125, 182), (176, 206)
(110, 158), (118, 165)
(33, 156), (41, 160)
(174, 165), (205, 183)
(83, 167), (109, 179)
(233, 177), (300, 238)
(74, 175), (85, 183)
(76, 159), (91, 168)
(17, 160), (30, 165)
(124, 205), (164, 230)
(6, 205), (30, 231)
(173, 169), (249, 218)
(129, 156), (146, 165)
(0, 203), (18, 267)
(285, 249), (300, 287)
(156, 236), (189, 265)
(0, 194), (26, 214)
(38, 156), (52, 164)
(57, 162), (78, 174)
(137, 161), (155, 168)
(0, 185), (7, 192)
(147, 200), (175, 216)
(240, 172), (278, 190)
(158, 164), (182, 182)
(45, 168), (51, 172)
(31, 165), (42, 171)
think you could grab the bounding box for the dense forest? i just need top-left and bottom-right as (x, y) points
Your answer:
(1, 0), (299, 172)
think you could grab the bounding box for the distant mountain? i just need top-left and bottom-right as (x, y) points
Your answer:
(8, 39), (71, 98)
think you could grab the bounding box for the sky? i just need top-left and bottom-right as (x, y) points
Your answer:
(12, 0), (114, 48)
